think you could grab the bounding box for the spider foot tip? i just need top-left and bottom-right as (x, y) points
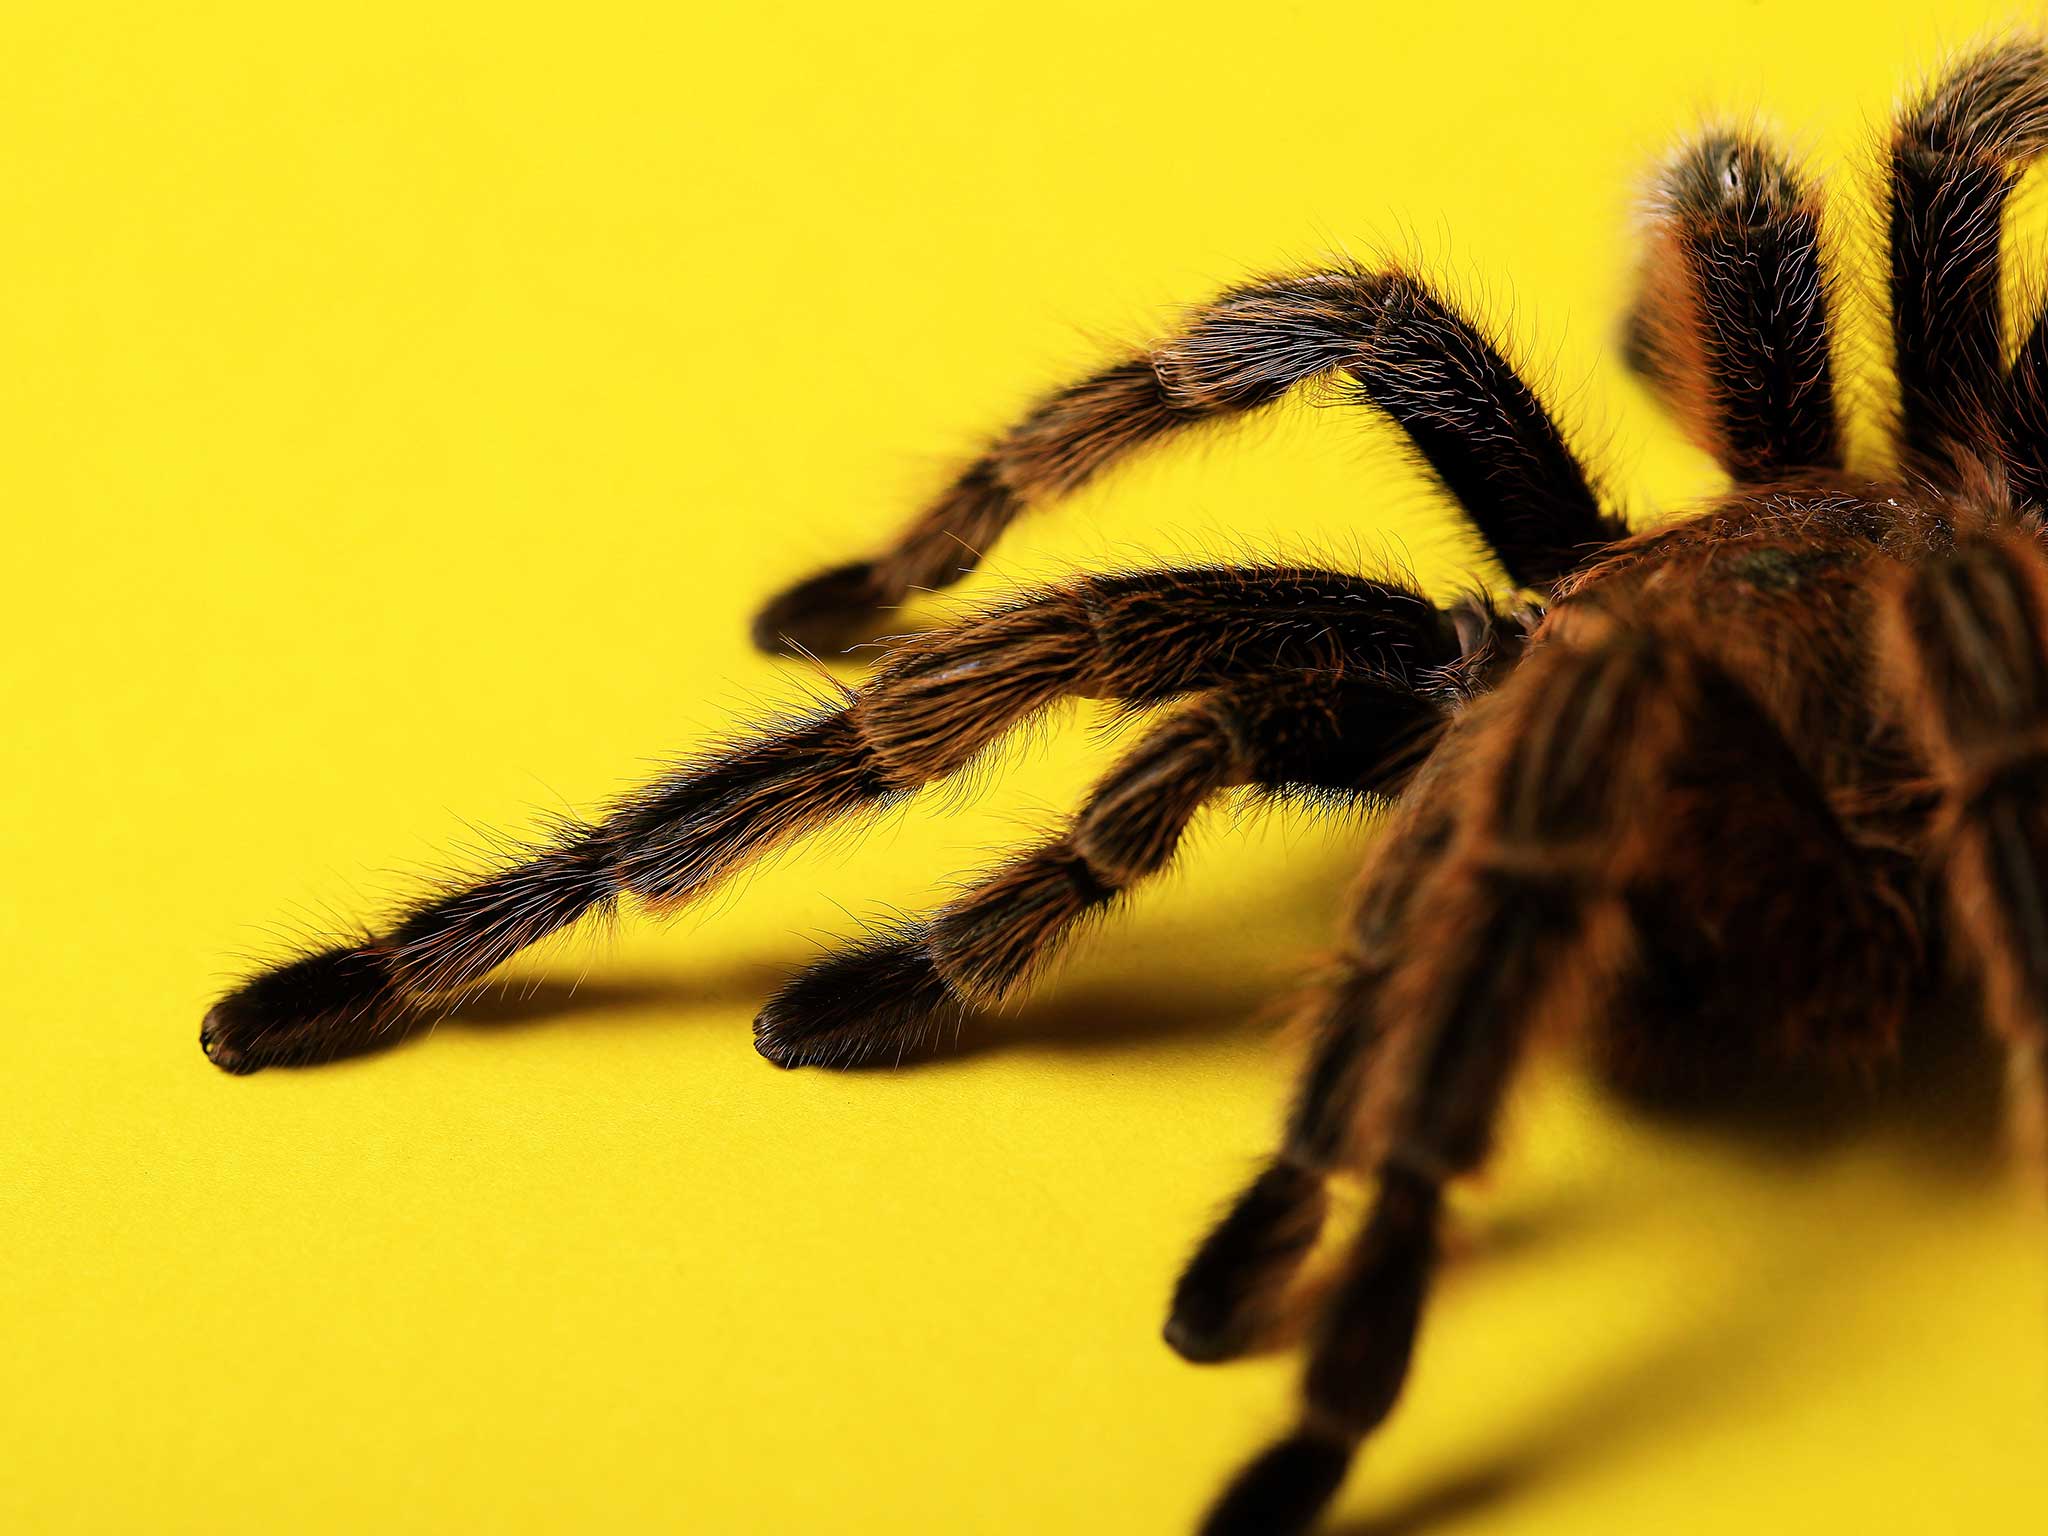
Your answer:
(199, 1000), (261, 1074)
(751, 1011), (809, 1069)
(1198, 1429), (1354, 1536)
(197, 944), (404, 1074)
(1162, 1308), (1251, 1365)
(752, 939), (954, 1071)
(750, 560), (891, 658)
(752, 994), (836, 1069)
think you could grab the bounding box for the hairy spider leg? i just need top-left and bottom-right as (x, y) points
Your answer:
(1890, 40), (2048, 484)
(1197, 601), (1920, 1535)
(202, 566), (1457, 1072)
(754, 669), (1447, 1068)
(1625, 128), (1840, 479)
(1880, 529), (2048, 1166)
(755, 269), (1625, 654)
(1164, 770), (1460, 1364)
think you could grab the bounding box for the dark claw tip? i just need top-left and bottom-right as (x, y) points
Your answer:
(750, 561), (890, 658)
(199, 1001), (260, 1074)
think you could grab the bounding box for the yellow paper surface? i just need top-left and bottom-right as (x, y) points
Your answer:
(4, 3), (2044, 1531)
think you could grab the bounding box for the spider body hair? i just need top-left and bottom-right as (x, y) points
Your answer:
(204, 39), (2048, 1536)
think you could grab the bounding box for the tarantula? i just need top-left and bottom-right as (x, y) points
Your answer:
(203, 41), (2048, 1535)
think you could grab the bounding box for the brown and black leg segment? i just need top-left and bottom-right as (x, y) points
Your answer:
(203, 566), (1456, 1072)
(751, 365), (1187, 655)
(1198, 625), (1814, 1536)
(1877, 530), (2048, 1161)
(1889, 40), (2048, 482)
(754, 270), (1623, 653)
(753, 669), (1448, 1068)
(1165, 774), (1460, 1365)
(1624, 129), (1839, 478)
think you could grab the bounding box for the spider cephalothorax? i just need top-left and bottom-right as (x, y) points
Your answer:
(203, 40), (2048, 1535)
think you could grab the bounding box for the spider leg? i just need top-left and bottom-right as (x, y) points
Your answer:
(1166, 773), (1456, 1363)
(1193, 626), (1685, 1536)
(1996, 41), (2048, 506)
(1192, 611), (1920, 1535)
(1623, 128), (1839, 480)
(1878, 529), (2048, 1165)
(203, 564), (1458, 1072)
(753, 669), (1444, 1068)
(1888, 40), (2048, 483)
(754, 268), (1625, 654)
(2005, 331), (2048, 506)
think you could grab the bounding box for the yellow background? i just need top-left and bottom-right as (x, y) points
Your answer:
(5, 3), (2045, 1531)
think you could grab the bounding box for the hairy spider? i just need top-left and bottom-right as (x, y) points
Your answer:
(203, 40), (2048, 1535)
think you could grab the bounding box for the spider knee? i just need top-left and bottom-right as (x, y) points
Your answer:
(855, 592), (1100, 781)
(1154, 269), (1396, 412)
(1068, 703), (1243, 883)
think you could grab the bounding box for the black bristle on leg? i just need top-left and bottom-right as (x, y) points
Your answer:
(1197, 1430), (1355, 1536)
(753, 934), (960, 1068)
(1165, 1159), (1327, 1364)
(200, 944), (407, 1072)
